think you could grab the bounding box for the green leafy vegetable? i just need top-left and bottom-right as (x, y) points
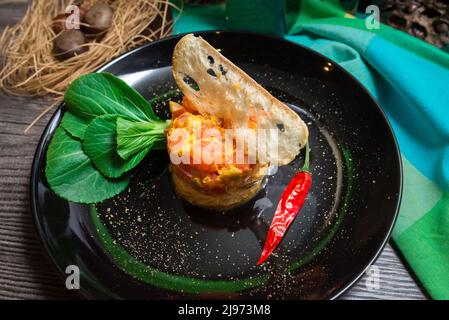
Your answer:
(117, 117), (169, 160)
(46, 127), (130, 204)
(61, 111), (89, 140)
(64, 73), (157, 122)
(46, 72), (175, 204)
(83, 115), (150, 178)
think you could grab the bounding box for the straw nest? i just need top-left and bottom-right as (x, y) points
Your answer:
(0, 0), (178, 129)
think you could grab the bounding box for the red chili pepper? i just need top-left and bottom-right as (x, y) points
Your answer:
(257, 143), (311, 266)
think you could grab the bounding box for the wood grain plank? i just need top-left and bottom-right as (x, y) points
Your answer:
(341, 244), (427, 300)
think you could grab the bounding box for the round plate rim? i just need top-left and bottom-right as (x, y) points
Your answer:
(30, 30), (403, 300)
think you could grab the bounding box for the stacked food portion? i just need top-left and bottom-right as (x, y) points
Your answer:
(167, 34), (308, 210)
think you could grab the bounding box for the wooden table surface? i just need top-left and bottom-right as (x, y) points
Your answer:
(0, 1), (429, 300)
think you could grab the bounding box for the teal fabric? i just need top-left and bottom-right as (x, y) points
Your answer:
(226, 0), (285, 35)
(365, 37), (449, 191)
(172, 1), (227, 31)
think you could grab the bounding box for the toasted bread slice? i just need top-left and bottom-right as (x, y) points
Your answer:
(172, 34), (308, 166)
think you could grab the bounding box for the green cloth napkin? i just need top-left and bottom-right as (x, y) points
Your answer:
(171, 0), (449, 299)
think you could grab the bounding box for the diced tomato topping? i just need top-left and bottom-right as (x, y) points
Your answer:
(182, 96), (198, 114)
(167, 98), (258, 193)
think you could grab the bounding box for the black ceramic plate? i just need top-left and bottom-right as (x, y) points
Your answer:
(31, 31), (402, 299)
